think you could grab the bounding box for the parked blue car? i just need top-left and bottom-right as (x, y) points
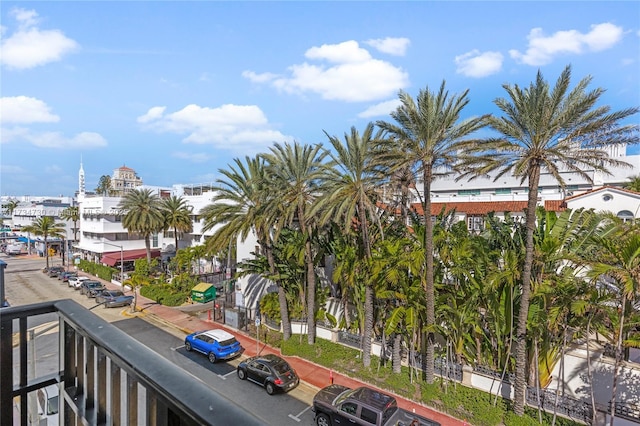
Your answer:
(95, 290), (134, 308)
(184, 329), (243, 363)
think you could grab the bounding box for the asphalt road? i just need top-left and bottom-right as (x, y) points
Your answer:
(2, 254), (318, 425)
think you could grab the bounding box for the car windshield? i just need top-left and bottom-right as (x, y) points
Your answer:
(273, 362), (292, 375)
(217, 338), (237, 347)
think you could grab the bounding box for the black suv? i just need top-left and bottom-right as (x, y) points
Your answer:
(80, 281), (106, 298)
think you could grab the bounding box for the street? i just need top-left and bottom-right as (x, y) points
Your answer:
(2, 253), (318, 425)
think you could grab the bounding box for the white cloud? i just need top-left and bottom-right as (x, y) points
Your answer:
(358, 99), (402, 118)
(1, 127), (107, 148)
(172, 151), (211, 163)
(44, 165), (63, 174)
(27, 131), (107, 148)
(510, 22), (623, 66)
(244, 40), (409, 102)
(242, 70), (278, 83)
(455, 50), (503, 78)
(0, 164), (26, 174)
(0, 96), (60, 124)
(0, 8), (79, 70)
(137, 103), (293, 152)
(365, 37), (410, 56)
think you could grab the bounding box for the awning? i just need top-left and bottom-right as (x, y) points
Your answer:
(101, 249), (161, 266)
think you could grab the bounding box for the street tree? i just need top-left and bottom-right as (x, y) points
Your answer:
(21, 216), (66, 270)
(162, 195), (193, 253)
(118, 188), (164, 263)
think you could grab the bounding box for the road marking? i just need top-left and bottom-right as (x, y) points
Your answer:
(217, 370), (236, 380)
(171, 345), (185, 351)
(288, 405), (312, 422)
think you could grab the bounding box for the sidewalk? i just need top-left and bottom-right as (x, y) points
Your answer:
(94, 276), (465, 426)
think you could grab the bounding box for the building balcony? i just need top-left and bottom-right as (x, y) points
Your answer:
(1, 299), (261, 425)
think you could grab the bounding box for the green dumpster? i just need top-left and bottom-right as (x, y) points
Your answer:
(191, 282), (216, 303)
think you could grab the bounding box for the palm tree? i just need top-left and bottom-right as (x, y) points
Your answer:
(118, 189), (164, 263)
(95, 175), (113, 195)
(201, 156), (294, 340)
(3, 199), (19, 217)
(586, 226), (640, 426)
(21, 216), (66, 270)
(623, 175), (640, 193)
(60, 206), (80, 243)
(376, 81), (488, 383)
(457, 65), (640, 415)
(161, 195), (193, 253)
(318, 123), (386, 367)
(261, 142), (329, 344)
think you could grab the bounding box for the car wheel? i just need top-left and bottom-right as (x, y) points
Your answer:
(237, 368), (246, 380)
(316, 413), (330, 426)
(185, 342), (192, 352)
(265, 382), (275, 395)
(208, 352), (217, 363)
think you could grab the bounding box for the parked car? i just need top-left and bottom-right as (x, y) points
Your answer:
(59, 271), (77, 282)
(69, 276), (90, 289)
(312, 385), (440, 426)
(184, 329), (243, 363)
(34, 384), (59, 426)
(47, 266), (65, 277)
(95, 290), (134, 308)
(80, 281), (105, 297)
(237, 353), (299, 395)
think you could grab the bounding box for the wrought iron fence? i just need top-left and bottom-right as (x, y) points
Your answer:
(612, 401), (640, 422)
(337, 330), (362, 348)
(474, 364), (514, 384)
(525, 386), (593, 424)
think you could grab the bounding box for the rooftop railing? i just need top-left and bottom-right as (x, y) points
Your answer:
(1, 299), (263, 426)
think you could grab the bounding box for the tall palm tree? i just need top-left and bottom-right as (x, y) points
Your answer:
(118, 188), (164, 263)
(376, 81), (488, 383)
(457, 65), (640, 415)
(318, 123), (386, 367)
(261, 142), (329, 344)
(22, 216), (66, 270)
(60, 206), (80, 243)
(161, 195), (193, 252)
(201, 156), (294, 340)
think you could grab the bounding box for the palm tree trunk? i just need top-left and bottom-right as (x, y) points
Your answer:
(422, 167), (435, 384)
(174, 225), (179, 252)
(609, 296), (626, 426)
(514, 164), (541, 415)
(144, 235), (152, 263)
(358, 199), (374, 368)
(586, 317), (596, 425)
(392, 333), (402, 374)
(44, 236), (49, 270)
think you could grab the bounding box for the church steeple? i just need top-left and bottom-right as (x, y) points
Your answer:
(79, 156), (85, 196)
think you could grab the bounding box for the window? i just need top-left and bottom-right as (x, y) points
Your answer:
(340, 402), (358, 416)
(458, 189), (480, 196)
(602, 194), (613, 202)
(360, 407), (377, 424)
(617, 210), (634, 223)
(467, 216), (484, 232)
(495, 188), (511, 195)
(152, 233), (158, 248)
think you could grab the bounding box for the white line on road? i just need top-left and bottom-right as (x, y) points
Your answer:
(288, 405), (312, 422)
(171, 345), (185, 351)
(217, 370), (236, 380)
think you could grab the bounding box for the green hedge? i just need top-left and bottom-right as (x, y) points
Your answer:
(140, 284), (190, 307)
(78, 260), (116, 282)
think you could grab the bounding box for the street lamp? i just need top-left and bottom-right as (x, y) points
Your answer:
(98, 240), (124, 284)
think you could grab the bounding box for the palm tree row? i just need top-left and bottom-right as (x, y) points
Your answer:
(113, 65), (637, 418)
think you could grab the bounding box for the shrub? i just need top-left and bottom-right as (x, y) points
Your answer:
(78, 260), (116, 281)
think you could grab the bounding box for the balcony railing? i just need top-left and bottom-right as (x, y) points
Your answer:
(1, 299), (262, 426)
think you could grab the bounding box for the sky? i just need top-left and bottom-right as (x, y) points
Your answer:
(1, 1), (639, 197)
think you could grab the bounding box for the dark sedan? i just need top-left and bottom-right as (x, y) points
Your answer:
(80, 281), (106, 297)
(95, 290), (134, 308)
(237, 354), (299, 395)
